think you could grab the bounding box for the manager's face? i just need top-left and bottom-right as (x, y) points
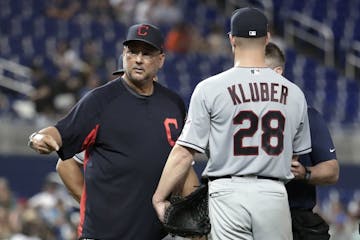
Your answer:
(123, 41), (164, 85)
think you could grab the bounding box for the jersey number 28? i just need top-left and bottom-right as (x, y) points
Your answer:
(233, 110), (285, 156)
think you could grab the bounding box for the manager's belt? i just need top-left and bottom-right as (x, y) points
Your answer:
(208, 175), (279, 181)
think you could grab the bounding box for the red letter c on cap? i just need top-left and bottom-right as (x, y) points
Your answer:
(137, 25), (149, 36)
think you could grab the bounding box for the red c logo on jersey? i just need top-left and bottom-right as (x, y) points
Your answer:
(164, 118), (178, 146)
(137, 25), (149, 36)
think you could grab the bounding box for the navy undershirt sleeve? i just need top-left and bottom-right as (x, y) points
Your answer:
(308, 107), (337, 164)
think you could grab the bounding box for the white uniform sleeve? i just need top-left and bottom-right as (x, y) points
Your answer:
(177, 84), (210, 153)
(293, 97), (312, 155)
(73, 151), (85, 164)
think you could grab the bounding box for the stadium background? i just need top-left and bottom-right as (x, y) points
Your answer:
(0, 0), (360, 239)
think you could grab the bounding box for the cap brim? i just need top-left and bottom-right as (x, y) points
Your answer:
(123, 39), (161, 51)
(112, 69), (124, 76)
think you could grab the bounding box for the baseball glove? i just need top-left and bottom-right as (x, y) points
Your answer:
(163, 184), (211, 237)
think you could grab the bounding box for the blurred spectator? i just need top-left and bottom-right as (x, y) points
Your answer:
(348, 195), (360, 222)
(109, 0), (138, 24)
(322, 190), (345, 224)
(81, 39), (105, 70)
(27, 173), (77, 240)
(165, 22), (206, 54)
(29, 65), (56, 118)
(133, 0), (158, 23)
(319, 189), (360, 240)
(188, 25), (207, 54)
(133, 0), (182, 28)
(165, 22), (193, 53)
(51, 70), (78, 115)
(11, 206), (55, 240)
(45, 0), (80, 20)
(28, 173), (62, 210)
(0, 174), (80, 240)
(52, 40), (89, 74)
(329, 212), (354, 240)
(0, 178), (17, 210)
(86, 0), (116, 22)
(0, 179), (21, 238)
(346, 193), (360, 239)
(152, 0), (182, 27)
(206, 24), (230, 56)
(48, 39), (89, 116)
(0, 206), (12, 238)
(77, 70), (102, 99)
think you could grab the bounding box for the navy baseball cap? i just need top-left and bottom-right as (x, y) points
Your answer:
(123, 24), (164, 52)
(112, 55), (124, 76)
(230, 7), (268, 38)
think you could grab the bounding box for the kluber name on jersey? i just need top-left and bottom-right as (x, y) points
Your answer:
(227, 82), (288, 105)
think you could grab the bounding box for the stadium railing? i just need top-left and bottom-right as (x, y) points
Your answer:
(284, 11), (335, 67)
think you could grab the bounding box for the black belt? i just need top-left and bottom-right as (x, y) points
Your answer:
(208, 175), (279, 181)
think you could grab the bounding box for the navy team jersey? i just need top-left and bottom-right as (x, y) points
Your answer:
(55, 78), (186, 239)
(286, 107), (337, 210)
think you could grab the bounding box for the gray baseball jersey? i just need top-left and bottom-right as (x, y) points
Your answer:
(177, 67), (311, 180)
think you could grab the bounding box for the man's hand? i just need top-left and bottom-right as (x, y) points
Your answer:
(28, 132), (60, 154)
(291, 158), (306, 180)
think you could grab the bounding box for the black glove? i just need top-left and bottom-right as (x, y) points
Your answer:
(163, 184), (211, 237)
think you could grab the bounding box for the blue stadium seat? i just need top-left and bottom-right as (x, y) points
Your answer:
(324, 67), (339, 93)
(0, 0), (11, 19)
(302, 58), (318, 95)
(289, 0), (307, 12)
(320, 70), (338, 119)
(352, 17), (360, 41)
(322, 92), (337, 122)
(8, 37), (23, 55)
(9, 0), (21, 13)
(343, 80), (360, 124)
(89, 20), (105, 39)
(0, 18), (11, 35)
(102, 38), (117, 57)
(67, 21), (81, 39)
(113, 21), (127, 40)
(334, 0), (350, 19)
(44, 18), (59, 37)
(21, 17), (35, 37)
(310, 0), (328, 22)
(41, 56), (58, 76)
(284, 48), (297, 81)
(164, 69), (180, 92)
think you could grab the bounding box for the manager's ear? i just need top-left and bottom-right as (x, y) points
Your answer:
(158, 53), (165, 69)
(265, 32), (271, 44)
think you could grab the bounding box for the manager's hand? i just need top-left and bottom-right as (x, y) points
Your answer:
(28, 131), (60, 154)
